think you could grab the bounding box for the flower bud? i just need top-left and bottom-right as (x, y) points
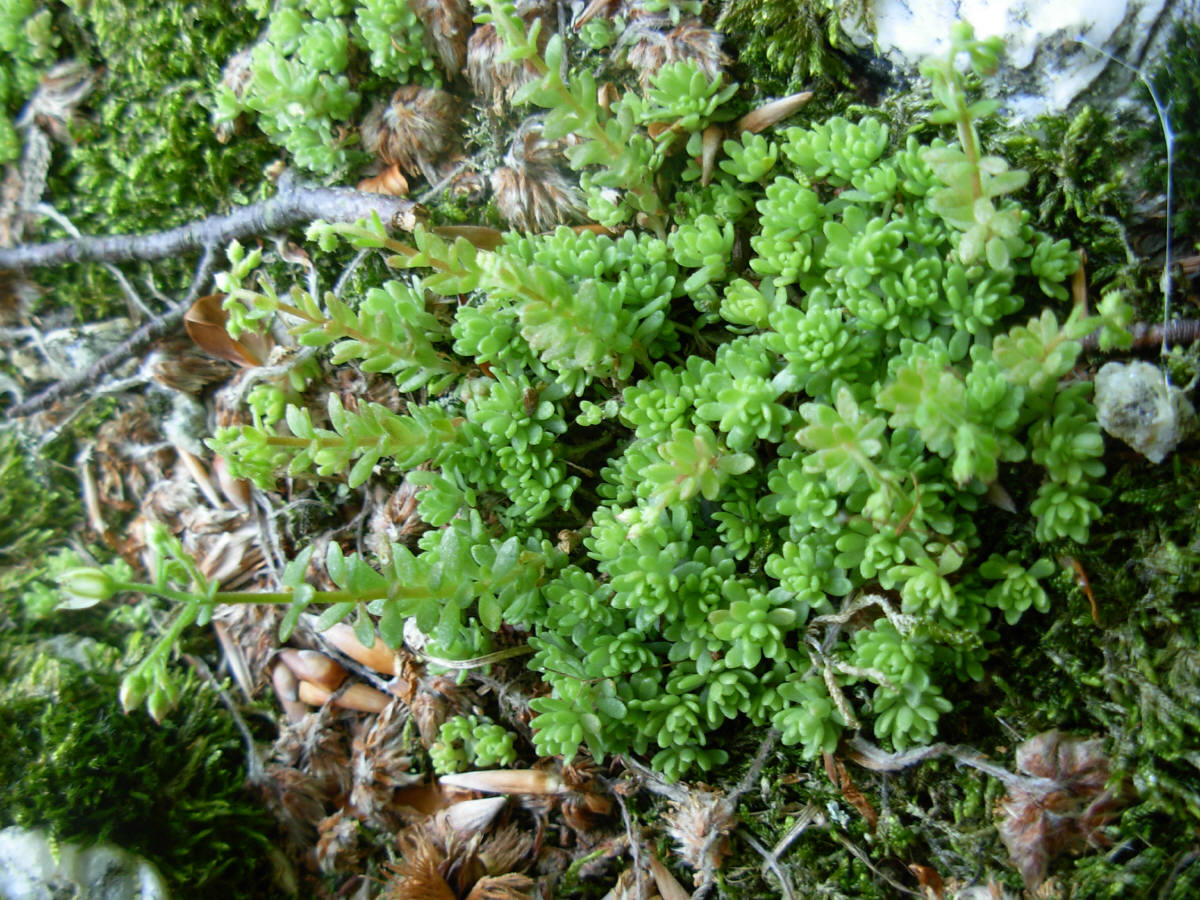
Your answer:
(147, 686), (176, 723)
(58, 567), (119, 606)
(119, 671), (150, 713)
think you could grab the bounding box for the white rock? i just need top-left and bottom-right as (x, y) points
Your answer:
(841, 0), (1180, 119)
(1094, 360), (1194, 463)
(0, 826), (169, 900)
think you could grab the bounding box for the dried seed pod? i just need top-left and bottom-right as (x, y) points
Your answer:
(625, 17), (728, 89)
(148, 335), (235, 394)
(279, 648), (348, 692)
(364, 478), (429, 563)
(561, 788), (614, 833)
(361, 85), (459, 183)
(468, 0), (553, 107)
(383, 829), (457, 900)
(214, 48), (252, 143)
(491, 118), (587, 232)
(350, 699), (424, 828)
(664, 788), (736, 876)
(597, 81), (620, 111)
(173, 444), (224, 509)
(410, 676), (453, 746)
(211, 454), (252, 511)
(315, 808), (367, 875)
(412, 0), (474, 73)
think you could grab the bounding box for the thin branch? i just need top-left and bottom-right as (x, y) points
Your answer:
(0, 174), (424, 271)
(739, 830), (796, 900)
(846, 735), (1060, 794)
(9, 245), (220, 416)
(32, 202), (157, 319)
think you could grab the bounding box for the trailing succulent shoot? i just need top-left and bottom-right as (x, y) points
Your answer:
(83, 19), (1132, 781)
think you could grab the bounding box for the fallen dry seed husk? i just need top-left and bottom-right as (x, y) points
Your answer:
(597, 82), (618, 111)
(437, 796), (508, 837)
(572, 224), (618, 237)
(323, 622), (402, 676)
(297, 680), (391, 713)
(278, 648), (348, 692)
(214, 619), (255, 700)
(431, 224), (506, 251)
(649, 854), (690, 900)
(438, 769), (568, 795)
(358, 163), (410, 196)
(271, 659), (310, 723)
(175, 444), (224, 509)
(212, 454), (252, 510)
(700, 123), (723, 186)
(734, 90), (814, 135)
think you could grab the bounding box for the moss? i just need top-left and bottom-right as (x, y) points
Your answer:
(0, 642), (284, 898)
(36, 0), (277, 318)
(0, 429), (78, 599)
(716, 0), (874, 95)
(1145, 19), (1200, 239)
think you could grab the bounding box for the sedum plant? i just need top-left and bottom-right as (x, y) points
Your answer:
(76, 21), (1132, 782)
(212, 0), (439, 174)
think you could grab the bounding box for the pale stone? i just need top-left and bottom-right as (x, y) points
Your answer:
(0, 827), (169, 900)
(1094, 360), (1194, 463)
(841, 0), (1182, 119)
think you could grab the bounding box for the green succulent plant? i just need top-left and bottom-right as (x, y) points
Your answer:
(61, 19), (1136, 787)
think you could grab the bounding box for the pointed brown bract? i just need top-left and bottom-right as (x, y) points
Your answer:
(463, 873), (535, 900)
(412, 0), (474, 73)
(648, 854), (690, 900)
(278, 648), (348, 692)
(491, 119), (587, 233)
(467, 0), (553, 108)
(996, 730), (1130, 891)
(384, 829), (458, 900)
(734, 91), (814, 136)
(350, 698), (425, 829)
(383, 817), (534, 900)
(362, 86), (459, 184)
(625, 17), (728, 89)
(315, 808), (367, 875)
(663, 787), (736, 878)
(322, 620), (406, 677)
(214, 48), (252, 143)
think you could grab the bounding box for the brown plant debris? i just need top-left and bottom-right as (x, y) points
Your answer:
(996, 729), (1131, 891)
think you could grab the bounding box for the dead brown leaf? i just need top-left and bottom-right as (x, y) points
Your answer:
(824, 752), (879, 830)
(907, 862), (944, 899)
(184, 293), (269, 367)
